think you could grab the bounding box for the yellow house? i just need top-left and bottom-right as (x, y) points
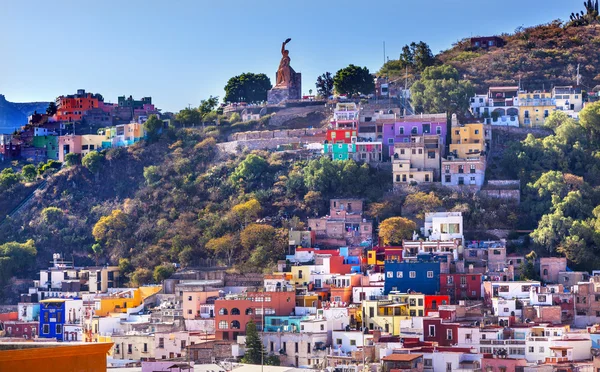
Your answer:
(388, 293), (426, 317)
(449, 123), (485, 159)
(94, 286), (161, 317)
(361, 299), (410, 335)
(81, 135), (106, 156)
(290, 265), (314, 286)
(518, 91), (556, 127)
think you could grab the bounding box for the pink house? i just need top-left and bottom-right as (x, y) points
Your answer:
(58, 135), (82, 162)
(154, 331), (210, 360)
(182, 290), (220, 320)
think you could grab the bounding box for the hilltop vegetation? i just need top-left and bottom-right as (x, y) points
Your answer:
(440, 22), (600, 92)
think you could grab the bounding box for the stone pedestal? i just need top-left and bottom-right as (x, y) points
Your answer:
(268, 72), (302, 105)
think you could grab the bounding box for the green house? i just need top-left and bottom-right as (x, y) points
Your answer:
(32, 135), (59, 160)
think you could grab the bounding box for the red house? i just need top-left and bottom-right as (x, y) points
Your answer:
(422, 318), (459, 347)
(326, 129), (357, 144)
(424, 295), (451, 315)
(2, 321), (38, 339)
(470, 36), (505, 49)
(214, 291), (296, 341)
(439, 273), (482, 303)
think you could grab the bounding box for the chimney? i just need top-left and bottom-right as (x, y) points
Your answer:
(372, 329), (381, 342)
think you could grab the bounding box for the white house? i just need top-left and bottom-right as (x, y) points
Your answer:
(261, 331), (328, 368)
(424, 212), (464, 242)
(469, 87), (520, 127)
(352, 286), (384, 304)
(488, 281), (541, 300)
(331, 330), (373, 355)
(421, 349), (482, 372)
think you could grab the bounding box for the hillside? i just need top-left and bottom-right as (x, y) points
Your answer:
(438, 22), (600, 92)
(0, 94), (50, 134)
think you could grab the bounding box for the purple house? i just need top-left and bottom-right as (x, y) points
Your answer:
(382, 114), (448, 156)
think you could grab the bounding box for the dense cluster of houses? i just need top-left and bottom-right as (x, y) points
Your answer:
(4, 201), (600, 371)
(470, 85), (584, 127)
(0, 89), (168, 162)
(322, 102), (490, 190)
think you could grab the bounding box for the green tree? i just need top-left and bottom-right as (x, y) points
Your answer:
(399, 41), (436, 71)
(144, 114), (163, 142)
(333, 65), (375, 97)
(0, 168), (20, 189)
(199, 96), (219, 123)
(0, 240), (37, 285)
(411, 64), (474, 116)
(230, 154), (270, 189)
(143, 165), (161, 185)
(91, 243), (103, 266)
(92, 209), (128, 260)
(241, 320), (267, 365)
(82, 151), (104, 176)
(544, 110), (571, 131)
(65, 153), (80, 167)
(21, 164), (37, 182)
(520, 251), (539, 280)
(379, 217), (417, 246)
(316, 72), (334, 98)
(46, 102), (58, 116)
(153, 264), (175, 282)
(130, 268), (153, 287)
(176, 108), (200, 127)
(224, 73), (272, 103)
(40, 207), (66, 228)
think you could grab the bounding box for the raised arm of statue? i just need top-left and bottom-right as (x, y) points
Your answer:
(281, 38), (292, 55)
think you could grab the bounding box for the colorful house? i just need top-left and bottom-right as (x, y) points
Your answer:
(470, 86), (520, 126)
(518, 91), (555, 127)
(441, 156), (486, 189)
(449, 123), (486, 159)
(439, 273), (483, 303)
(39, 298), (83, 341)
(384, 255), (444, 295)
(392, 134), (441, 185)
(382, 114), (447, 157)
(32, 135), (59, 160)
(55, 89), (104, 122)
(93, 287), (161, 317)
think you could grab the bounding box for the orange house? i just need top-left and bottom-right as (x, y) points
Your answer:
(55, 89), (103, 122)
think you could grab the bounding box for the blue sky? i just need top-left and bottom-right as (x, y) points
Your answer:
(0, 0), (576, 112)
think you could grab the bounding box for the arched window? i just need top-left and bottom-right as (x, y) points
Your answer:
(543, 269), (548, 276)
(231, 308), (240, 315)
(218, 321), (228, 329)
(231, 320), (241, 329)
(245, 308), (253, 315)
(219, 308), (228, 315)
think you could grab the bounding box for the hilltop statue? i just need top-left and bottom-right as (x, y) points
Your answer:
(276, 38), (293, 88)
(268, 38), (302, 104)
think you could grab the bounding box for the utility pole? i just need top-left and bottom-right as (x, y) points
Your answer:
(577, 64), (582, 86)
(383, 41), (386, 66)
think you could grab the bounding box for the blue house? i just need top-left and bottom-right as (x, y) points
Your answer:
(39, 299), (67, 341)
(263, 316), (305, 333)
(384, 254), (444, 295)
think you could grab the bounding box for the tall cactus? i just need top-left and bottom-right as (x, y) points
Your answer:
(569, 0), (599, 26)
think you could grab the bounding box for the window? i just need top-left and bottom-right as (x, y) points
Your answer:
(350, 340), (356, 346)
(218, 320), (228, 329)
(400, 149), (405, 155)
(411, 127), (418, 134)
(412, 149), (416, 155)
(336, 339), (342, 345)
(446, 329), (453, 340)
(425, 174), (430, 182)
(445, 175), (451, 183)
(56, 324), (62, 335)
(388, 138), (394, 144)
(188, 296), (192, 301)
(127, 344), (132, 354)
(460, 276), (467, 285)
(231, 308), (240, 315)
(82, 145), (88, 150)
(396, 271), (403, 278)
(458, 177), (464, 185)
(43, 324), (49, 334)
(418, 149), (423, 154)
(143, 343), (148, 353)
(409, 271), (416, 278)
(436, 126), (441, 135)
(427, 271), (434, 278)
(539, 346), (544, 353)
(320, 324), (324, 331)
(428, 151), (436, 159)
(387, 271), (393, 278)
(188, 309), (192, 314)
(447, 276), (454, 284)
(470, 164), (476, 173)
(458, 165), (464, 173)
(428, 325), (435, 337)
(295, 342), (299, 353)
(399, 127), (404, 135)
(159, 338), (164, 348)
(219, 308), (228, 315)
(474, 130), (479, 134)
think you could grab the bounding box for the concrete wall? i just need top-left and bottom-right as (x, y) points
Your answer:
(228, 128), (326, 141)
